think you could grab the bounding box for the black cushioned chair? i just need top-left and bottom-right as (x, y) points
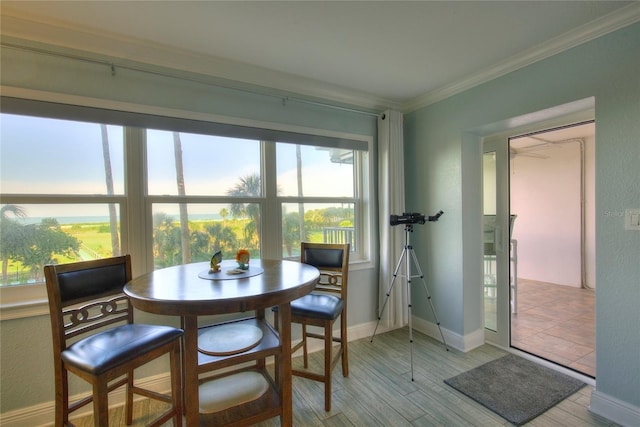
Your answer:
(274, 242), (350, 411)
(44, 255), (183, 427)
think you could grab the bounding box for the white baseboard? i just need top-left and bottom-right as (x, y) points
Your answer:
(590, 389), (640, 427)
(411, 315), (484, 352)
(0, 318), (566, 426)
(0, 373), (169, 427)
(0, 401), (54, 427)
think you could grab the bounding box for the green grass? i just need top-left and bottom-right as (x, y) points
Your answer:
(2, 220), (348, 285)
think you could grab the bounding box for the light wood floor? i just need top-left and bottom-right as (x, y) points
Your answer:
(72, 327), (616, 426)
(511, 279), (596, 377)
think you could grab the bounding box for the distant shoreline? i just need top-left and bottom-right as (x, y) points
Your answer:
(18, 213), (223, 225)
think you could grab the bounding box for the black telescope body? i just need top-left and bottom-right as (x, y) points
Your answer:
(389, 210), (444, 226)
(390, 212), (425, 226)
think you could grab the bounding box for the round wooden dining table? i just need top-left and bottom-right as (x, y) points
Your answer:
(124, 258), (319, 426)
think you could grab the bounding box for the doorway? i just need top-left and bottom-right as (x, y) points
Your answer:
(482, 121), (596, 377)
(509, 122), (596, 377)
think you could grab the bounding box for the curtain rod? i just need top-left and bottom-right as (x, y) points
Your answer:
(1, 41), (385, 119)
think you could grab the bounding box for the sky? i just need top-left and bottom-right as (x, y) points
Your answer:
(1, 113), (355, 219)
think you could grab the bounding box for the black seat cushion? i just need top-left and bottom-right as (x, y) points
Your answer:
(290, 292), (344, 321)
(61, 324), (183, 375)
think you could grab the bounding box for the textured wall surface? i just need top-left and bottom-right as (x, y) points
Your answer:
(405, 23), (639, 411)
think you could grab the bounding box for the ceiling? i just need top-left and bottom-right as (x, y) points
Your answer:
(1, 1), (637, 110)
(511, 121), (595, 155)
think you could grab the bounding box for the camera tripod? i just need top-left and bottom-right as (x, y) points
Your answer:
(371, 222), (448, 381)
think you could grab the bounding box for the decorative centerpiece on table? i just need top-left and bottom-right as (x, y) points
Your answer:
(235, 249), (250, 270)
(209, 250), (222, 273)
(197, 249), (262, 280)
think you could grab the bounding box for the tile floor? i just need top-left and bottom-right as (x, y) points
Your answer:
(510, 278), (596, 377)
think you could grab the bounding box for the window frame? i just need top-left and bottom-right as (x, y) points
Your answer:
(0, 195), (129, 319)
(0, 93), (374, 319)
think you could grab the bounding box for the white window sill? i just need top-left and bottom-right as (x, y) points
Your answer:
(0, 259), (375, 321)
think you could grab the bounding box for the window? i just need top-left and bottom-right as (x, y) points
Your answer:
(146, 130), (263, 268)
(146, 131), (261, 197)
(150, 202), (261, 269)
(146, 134), (367, 267)
(1, 114), (124, 288)
(0, 114), (125, 195)
(0, 99), (372, 315)
(276, 144), (354, 197)
(277, 143), (359, 258)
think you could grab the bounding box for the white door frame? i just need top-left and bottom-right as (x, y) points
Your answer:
(483, 136), (511, 346)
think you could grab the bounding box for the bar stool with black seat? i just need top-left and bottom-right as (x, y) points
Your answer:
(274, 242), (350, 411)
(44, 255), (183, 427)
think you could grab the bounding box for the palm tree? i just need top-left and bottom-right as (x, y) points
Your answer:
(227, 174), (261, 246)
(296, 145), (306, 242)
(205, 222), (237, 256)
(19, 218), (80, 281)
(153, 213), (181, 268)
(190, 229), (211, 262)
(0, 205), (27, 284)
(100, 124), (120, 256)
(219, 208), (229, 223)
(283, 211), (301, 257)
(173, 132), (192, 263)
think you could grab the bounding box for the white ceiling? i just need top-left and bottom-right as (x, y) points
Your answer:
(511, 121), (595, 152)
(1, 1), (637, 110)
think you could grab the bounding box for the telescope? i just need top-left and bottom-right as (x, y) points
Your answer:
(390, 210), (443, 226)
(374, 208), (448, 381)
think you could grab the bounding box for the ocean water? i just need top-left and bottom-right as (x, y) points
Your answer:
(19, 213), (223, 225)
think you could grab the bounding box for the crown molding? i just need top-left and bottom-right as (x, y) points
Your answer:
(0, 11), (400, 113)
(402, 2), (640, 113)
(2, 3), (637, 115)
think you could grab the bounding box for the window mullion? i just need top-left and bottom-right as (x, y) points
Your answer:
(262, 141), (281, 259)
(124, 127), (148, 276)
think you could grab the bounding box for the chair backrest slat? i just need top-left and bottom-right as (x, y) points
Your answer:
(63, 295), (130, 340)
(300, 242), (350, 300)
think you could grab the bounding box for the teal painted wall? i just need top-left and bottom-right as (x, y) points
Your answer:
(405, 23), (639, 409)
(0, 36), (376, 137)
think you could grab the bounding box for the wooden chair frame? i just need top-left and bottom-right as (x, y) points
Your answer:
(44, 255), (182, 427)
(275, 242), (350, 411)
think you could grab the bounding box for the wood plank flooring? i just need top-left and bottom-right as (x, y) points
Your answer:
(71, 327), (616, 426)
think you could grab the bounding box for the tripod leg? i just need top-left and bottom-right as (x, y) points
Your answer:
(407, 270), (415, 381)
(371, 247), (407, 342)
(409, 249), (449, 351)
